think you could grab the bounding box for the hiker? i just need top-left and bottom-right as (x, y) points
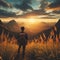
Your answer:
(17, 26), (28, 58)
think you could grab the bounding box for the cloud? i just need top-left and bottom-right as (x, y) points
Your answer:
(52, 10), (60, 14)
(40, 0), (48, 10)
(47, 0), (60, 14)
(22, 0), (31, 4)
(39, 0), (48, 13)
(0, 0), (59, 18)
(48, 0), (60, 10)
(15, 0), (33, 11)
(36, 14), (59, 19)
(0, 9), (16, 17)
(0, 0), (23, 17)
(40, 16), (56, 19)
(15, 10), (49, 18)
(0, 0), (12, 8)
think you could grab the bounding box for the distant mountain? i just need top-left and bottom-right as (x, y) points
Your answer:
(0, 20), (18, 41)
(33, 19), (60, 40)
(0, 20), (4, 25)
(0, 20), (4, 35)
(6, 20), (20, 32)
(0, 20), (9, 37)
(0, 19), (59, 40)
(55, 19), (60, 31)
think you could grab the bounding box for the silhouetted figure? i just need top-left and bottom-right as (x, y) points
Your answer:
(17, 27), (28, 59)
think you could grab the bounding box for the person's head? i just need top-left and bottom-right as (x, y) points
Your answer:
(20, 26), (25, 32)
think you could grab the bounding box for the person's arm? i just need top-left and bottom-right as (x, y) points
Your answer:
(25, 33), (28, 40)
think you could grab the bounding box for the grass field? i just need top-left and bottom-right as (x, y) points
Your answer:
(0, 33), (60, 60)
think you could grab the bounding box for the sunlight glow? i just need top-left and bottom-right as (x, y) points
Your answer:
(28, 18), (36, 23)
(0, 17), (58, 23)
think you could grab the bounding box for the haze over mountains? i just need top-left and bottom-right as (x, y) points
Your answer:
(0, 19), (60, 40)
(4, 20), (56, 35)
(33, 19), (60, 39)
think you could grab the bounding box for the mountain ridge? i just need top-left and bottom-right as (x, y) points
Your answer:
(6, 20), (20, 32)
(33, 19), (60, 40)
(0, 19), (60, 40)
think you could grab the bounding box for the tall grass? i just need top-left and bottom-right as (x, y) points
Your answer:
(0, 31), (60, 60)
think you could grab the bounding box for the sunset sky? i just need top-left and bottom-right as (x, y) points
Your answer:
(0, 0), (60, 22)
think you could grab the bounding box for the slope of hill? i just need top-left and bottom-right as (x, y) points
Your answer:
(33, 19), (60, 40)
(0, 20), (18, 41)
(0, 20), (3, 25)
(6, 20), (20, 32)
(0, 19), (59, 40)
(55, 19), (60, 31)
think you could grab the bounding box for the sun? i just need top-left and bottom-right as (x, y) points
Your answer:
(28, 18), (36, 23)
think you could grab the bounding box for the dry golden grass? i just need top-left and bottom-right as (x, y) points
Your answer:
(0, 33), (60, 60)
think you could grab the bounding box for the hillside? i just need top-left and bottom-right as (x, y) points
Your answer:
(6, 20), (20, 32)
(33, 19), (60, 40)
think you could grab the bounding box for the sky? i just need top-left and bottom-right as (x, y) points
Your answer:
(0, 0), (60, 22)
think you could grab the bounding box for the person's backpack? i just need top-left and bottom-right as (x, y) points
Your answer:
(18, 32), (27, 45)
(19, 32), (26, 40)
